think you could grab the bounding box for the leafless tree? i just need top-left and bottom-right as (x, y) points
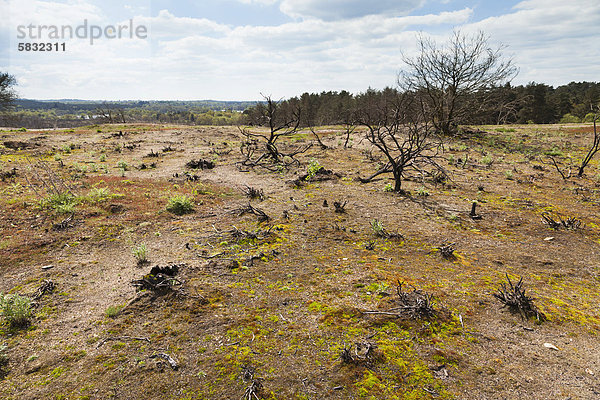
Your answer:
(356, 89), (444, 193)
(96, 104), (127, 124)
(399, 30), (518, 136)
(577, 106), (600, 177)
(96, 106), (114, 123)
(238, 95), (311, 170)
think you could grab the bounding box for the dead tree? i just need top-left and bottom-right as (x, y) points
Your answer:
(546, 156), (572, 180)
(116, 108), (126, 123)
(339, 94), (358, 148)
(95, 105), (127, 124)
(96, 105), (114, 123)
(238, 95), (311, 171)
(308, 126), (329, 149)
(399, 30), (517, 136)
(356, 90), (444, 193)
(343, 122), (356, 148)
(577, 106), (599, 177)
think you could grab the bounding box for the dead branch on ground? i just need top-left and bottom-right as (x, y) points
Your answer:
(340, 341), (382, 366)
(240, 366), (265, 400)
(362, 281), (436, 319)
(131, 264), (184, 295)
(546, 156), (572, 180)
(52, 212), (75, 231)
(541, 211), (581, 230)
(97, 336), (150, 349)
(233, 203), (270, 222)
(186, 159), (215, 170)
(243, 185), (264, 201)
(437, 242), (456, 259)
(333, 200), (347, 213)
(31, 280), (55, 303)
(493, 274), (546, 321)
(150, 353), (179, 370)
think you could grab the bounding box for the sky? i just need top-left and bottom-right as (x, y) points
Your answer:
(0, 0), (598, 101)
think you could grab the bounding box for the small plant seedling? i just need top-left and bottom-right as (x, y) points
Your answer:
(166, 194), (194, 215)
(416, 186), (429, 196)
(371, 219), (386, 236)
(42, 192), (77, 214)
(117, 160), (129, 171)
(132, 243), (149, 265)
(105, 305), (123, 318)
(0, 294), (32, 328)
(305, 159), (323, 181)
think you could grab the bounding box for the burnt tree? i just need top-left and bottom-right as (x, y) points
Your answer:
(238, 95), (311, 170)
(399, 30), (517, 136)
(356, 89), (444, 193)
(577, 106), (600, 177)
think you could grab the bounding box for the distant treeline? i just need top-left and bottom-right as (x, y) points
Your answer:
(1, 81), (598, 129)
(1, 99), (254, 128)
(244, 81), (600, 128)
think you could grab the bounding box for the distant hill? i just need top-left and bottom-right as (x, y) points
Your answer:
(14, 99), (259, 113)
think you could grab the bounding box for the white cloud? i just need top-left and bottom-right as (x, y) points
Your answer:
(4, 0), (105, 28)
(4, 0), (600, 100)
(138, 9), (231, 38)
(235, 0), (279, 5)
(466, 0), (600, 85)
(279, 0), (426, 20)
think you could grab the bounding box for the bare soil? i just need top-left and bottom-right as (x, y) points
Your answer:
(0, 123), (599, 399)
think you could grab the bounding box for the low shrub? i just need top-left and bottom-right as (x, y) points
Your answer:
(0, 294), (32, 328)
(166, 194), (194, 215)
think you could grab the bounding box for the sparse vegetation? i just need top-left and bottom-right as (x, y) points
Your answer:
(132, 244), (149, 265)
(1, 121), (600, 399)
(166, 194), (194, 215)
(0, 344), (8, 377)
(42, 192), (77, 214)
(104, 304), (123, 318)
(416, 186), (429, 196)
(305, 159), (323, 181)
(0, 293), (32, 328)
(117, 160), (129, 171)
(371, 219), (386, 237)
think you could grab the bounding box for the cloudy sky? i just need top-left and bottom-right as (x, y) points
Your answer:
(0, 0), (598, 100)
